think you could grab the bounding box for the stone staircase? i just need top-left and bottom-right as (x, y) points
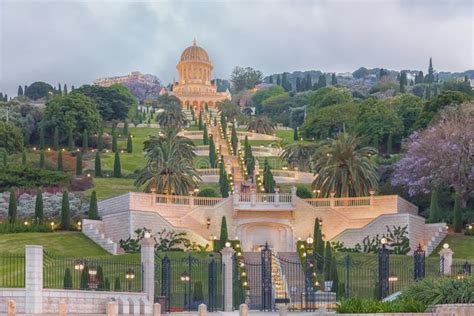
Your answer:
(426, 223), (448, 255)
(82, 219), (119, 255)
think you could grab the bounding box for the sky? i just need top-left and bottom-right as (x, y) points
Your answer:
(0, 0), (473, 96)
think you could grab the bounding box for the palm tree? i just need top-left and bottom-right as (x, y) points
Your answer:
(134, 128), (201, 195)
(279, 141), (318, 171)
(311, 133), (378, 197)
(156, 104), (188, 129)
(247, 116), (275, 135)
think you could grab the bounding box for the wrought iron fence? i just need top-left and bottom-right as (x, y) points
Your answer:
(43, 252), (142, 292)
(154, 252), (223, 312)
(0, 253), (25, 288)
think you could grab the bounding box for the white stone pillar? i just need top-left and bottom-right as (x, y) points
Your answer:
(250, 188), (256, 206)
(25, 245), (43, 314)
(58, 301), (67, 316)
(239, 303), (248, 316)
(141, 237), (155, 303)
(7, 300), (16, 316)
(153, 303), (161, 316)
(221, 246), (235, 311)
(439, 246), (454, 275)
(198, 303), (207, 316)
(291, 186), (297, 206)
(107, 301), (118, 316)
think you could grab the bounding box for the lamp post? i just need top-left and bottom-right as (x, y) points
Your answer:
(388, 273), (398, 294)
(88, 266), (98, 290)
(126, 268), (135, 292)
(180, 271), (191, 310)
(378, 237), (389, 299)
(74, 260), (85, 289)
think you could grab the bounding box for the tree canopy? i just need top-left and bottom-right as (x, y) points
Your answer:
(230, 66), (263, 92)
(24, 81), (54, 100)
(308, 86), (352, 109)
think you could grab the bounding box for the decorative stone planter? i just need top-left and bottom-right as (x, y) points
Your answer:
(427, 304), (474, 316)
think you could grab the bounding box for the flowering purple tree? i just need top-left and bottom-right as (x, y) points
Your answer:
(392, 103), (473, 208)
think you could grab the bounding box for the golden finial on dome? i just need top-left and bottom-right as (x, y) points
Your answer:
(193, 38), (197, 46)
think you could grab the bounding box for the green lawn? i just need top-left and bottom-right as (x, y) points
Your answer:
(85, 177), (138, 200)
(431, 234), (474, 261)
(275, 129), (294, 143)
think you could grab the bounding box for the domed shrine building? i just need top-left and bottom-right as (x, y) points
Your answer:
(172, 39), (230, 110)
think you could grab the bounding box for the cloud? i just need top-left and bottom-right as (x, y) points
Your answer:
(0, 0), (472, 96)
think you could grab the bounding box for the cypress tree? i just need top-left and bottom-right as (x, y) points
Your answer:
(453, 193), (462, 233)
(263, 159), (275, 193)
(331, 73), (337, 85)
(191, 108), (195, 121)
(57, 150), (63, 171)
(53, 127), (59, 150)
(276, 74), (281, 86)
(104, 278), (111, 291)
(97, 266), (105, 290)
(22, 150), (27, 165)
(305, 74), (312, 90)
(428, 189), (441, 223)
(39, 127), (45, 150)
(94, 151), (102, 177)
(293, 126), (298, 141)
(126, 133), (133, 153)
(111, 120), (116, 136)
(34, 188), (44, 224)
(89, 191), (99, 220)
(82, 129), (89, 150)
(63, 268), (73, 289)
(39, 150), (45, 168)
(209, 135), (217, 168)
(8, 189), (17, 224)
(63, 83), (68, 95)
(60, 190), (70, 230)
(198, 111), (203, 130)
(97, 128), (103, 151)
(76, 152), (82, 176)
(231, 124), (238, 155)
(2, 153), (6, 167)
(244, 136), (255, 177)
(296, 77), (301, 92)
(220, 115), (227, 137)
(219, 160), (229, 197)
(113, 152), (121, 178)
(324, 241), (332, 281)
(68, 129), (74, 151)
(219, 216), (228, 244)
(330, 254), (339, 296)
(24, 85), (28, 95)
(317, 74), (327, 89)
(112, 132), (118, 153)
(313, 218), (325, 271)
(114, 277), (121, 291)
(123, 120), (129, 136)
(17, 85), (23, 96)
(269, 75), (273, 84)
(57, 83), (62, 95)
(427, 57), (434, 84)
(387, 133), (393, 155)
(80, 266), (89, 289)
(203, 124), (209, 145)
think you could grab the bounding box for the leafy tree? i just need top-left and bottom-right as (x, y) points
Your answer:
(392, 103), (473, 207)
(2, 152), (6, 167)
(113, 152), (121, 178)
(197, 188), (218, 197)
(414, 91), (469, 129)
(280, 141), (318, 171)
(442, 79), (472, 95)
(217, 101), (241, 121)
(220, 216), (228, 243)
(89, 190), (99, 220)
(94, 151), (102, 177)
(0, 122), (24, 153)
(198, 111), (203, 130)
(260, 94), (293, 126)
(230, 124), (238, 154)
(67, 129), (74, 151)
(452, 193), (462, 233)
(247, 116), (275, 135)
(74, 84), (136, 121)
(39, 150), (45, 168)
(305, 73), (313, 90)
(34, 189), (43, 224)
(42, 94), (102, 141)
(331, 73), (337, 85)
(308, 86), (352, 109)
(203, 124), (209, 145)
(60, 190), (70, 230)
(63, 268), (73, 289)
(391, 94), (423, 136)
(57, 150), (63, 171)
(24, 81), (54, 100)
(281, 72), (292, 91)
(209, 135), (217, 168)
(126, 133), (133, 153)
(230, 66), (263, 92)
(311, 133), (378, 197)
(428, 190), (441, 223)
(296, 186), (312, 198)
(156, 104), (188, 129)
(82, 129), (89, 149)
(251, 85), (286, 114)
(219, 159), (230, 197)
(263, 159), (275, 193)
(8, 189), (17, 224)
(22, 150), (27, 165)
(315, 74), (327, 90)
(134, 129), (200, 194)
(76, 152), (82, 176)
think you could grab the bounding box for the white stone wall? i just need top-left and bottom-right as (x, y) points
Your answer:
(0, 289), (25, 313)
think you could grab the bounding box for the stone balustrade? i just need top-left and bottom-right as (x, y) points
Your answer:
(154, 193), (225, 207)
(197, 168), (220, 176)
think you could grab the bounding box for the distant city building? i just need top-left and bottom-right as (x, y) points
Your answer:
(469, 79), (474, 88)
(93, 71), (147, 87)
(171, 39), (230, 110)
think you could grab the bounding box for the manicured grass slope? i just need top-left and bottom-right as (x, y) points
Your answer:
(431, 234), (474, 261)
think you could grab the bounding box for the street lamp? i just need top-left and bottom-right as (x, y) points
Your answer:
(388, 273), (398, 293)
(88, 266), (98, 290)
(306, 235), (314, 245)
(180, 272), (191, 309)
(125, 268), (135, 292)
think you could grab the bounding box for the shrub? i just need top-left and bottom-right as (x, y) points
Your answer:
(0, 122), (24, 153)
(63, 268), (73, 289)
(296, 186), (313, 198)
(0, 223), (53, 233)
(193, 281), (204, 302)
(197, 188), (218, 197)
(88, 191), (99, 220)
(113, 152), (121, 178)
(114, 276), (121, 291)
(69, 176), (93, 191)
(95, 151), (102, 177)
(336, 298), (426, 313)
(401, 276), (474, 305)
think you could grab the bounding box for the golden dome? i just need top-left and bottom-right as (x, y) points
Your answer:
(180, 39), (210, 63)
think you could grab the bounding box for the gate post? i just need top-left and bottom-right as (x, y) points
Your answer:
(221, 245), (235, 311)
(261, 243), (273, 311)
(439, 243), (453, 276)
(413, 244), (425, 281)
(25, 245), (43, 314)
(378, 238), (389, 299)
(141, 235), (155, 303)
